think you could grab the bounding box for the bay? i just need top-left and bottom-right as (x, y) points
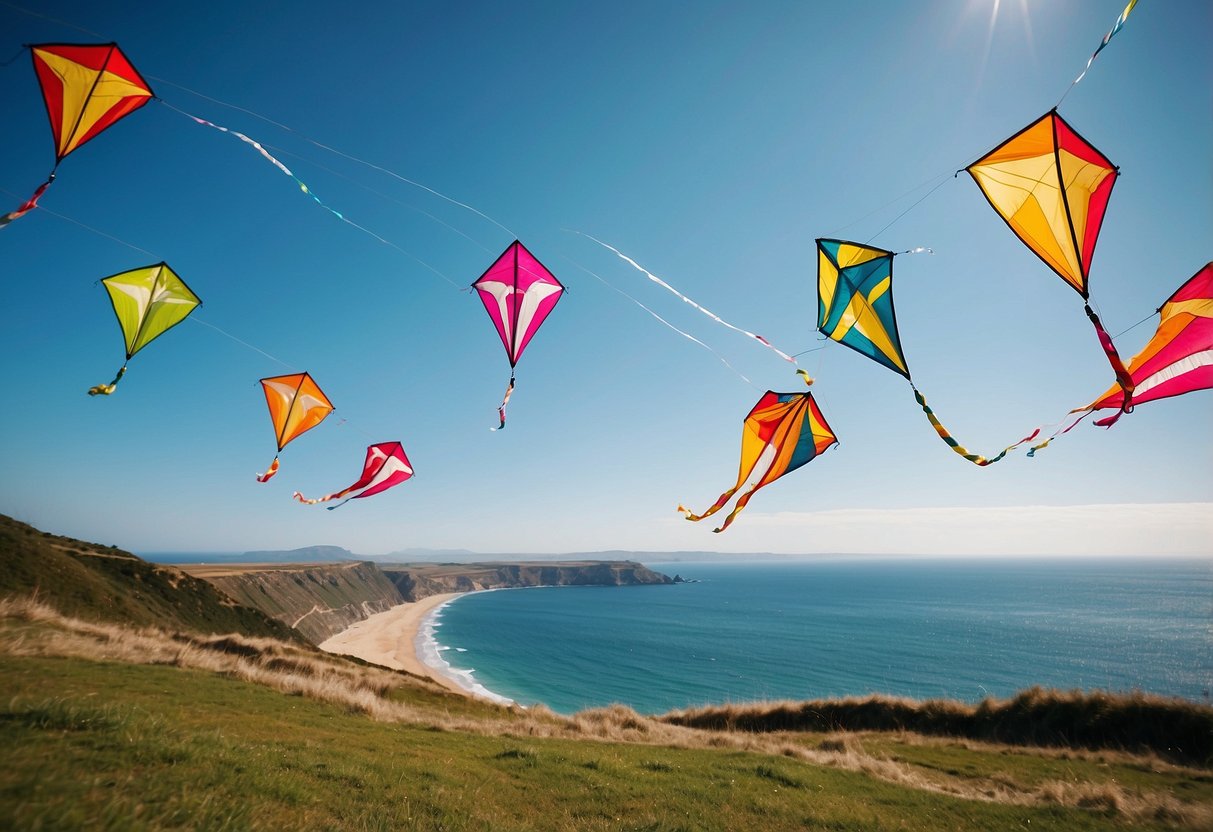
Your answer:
(428, 557), (1212, 715)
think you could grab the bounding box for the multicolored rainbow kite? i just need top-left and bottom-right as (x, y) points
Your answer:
(1030, 261), (1213, 452)
(472, 240), (564, 429)
(3, 43), (153, 228)
(88, 262), (201, 396)
(1086, 262), (1213, 422)
(966, 109), (1134, 409)
(257, 372), (334, 482)
(679, 390), (837, 533)
(293, 442), (414, 509)
(817, 239), (1040, 466)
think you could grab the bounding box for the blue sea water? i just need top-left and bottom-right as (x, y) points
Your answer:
(426, 557), (1212, 715)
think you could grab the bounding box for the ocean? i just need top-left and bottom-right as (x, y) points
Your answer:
(420, 557), (1212, 715)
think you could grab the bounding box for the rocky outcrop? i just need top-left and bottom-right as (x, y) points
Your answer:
(381, 561), (673, 602)
(190, 562), (404, 644)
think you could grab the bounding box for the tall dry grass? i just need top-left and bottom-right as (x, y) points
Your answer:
(2, 594), (1209, 828)
(660, 688), (1213, 767)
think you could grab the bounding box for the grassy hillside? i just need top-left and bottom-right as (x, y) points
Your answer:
(0, 514), (301, 642)
(1, 598), (1210, 831)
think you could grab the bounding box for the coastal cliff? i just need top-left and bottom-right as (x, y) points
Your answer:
(182, 560), (672, 643)
(381, 561), (673, 601)
(182, 562), (404, 644)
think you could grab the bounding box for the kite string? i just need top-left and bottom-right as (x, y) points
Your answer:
(0, 186), (159, 255)
(260, 140), (494, 255)
(188, 317), (295, 371)
(560, 254), (758, 390)
(158, 100), (462, 289)
(0, 0), (107, 38)
(568, 230), (798, 365)
(145, 73), (517, 240)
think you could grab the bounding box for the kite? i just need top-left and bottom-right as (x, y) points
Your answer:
(293, 442), (414, 509)
(257, 372), (334, 482)
(88, 263), (200, 396)
(3, 43), (153, 228)
(472, 240), (564, 429)
(966, 109), (1135, 409)
(678, 390), (837, 533)
(1030, 262), (1213, 451)
(817, 239), (1040, 465)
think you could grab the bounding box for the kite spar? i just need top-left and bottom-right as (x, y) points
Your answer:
(257, 372), (334, 482)
(3, 44), (153, 228)
(88, 263), (200, 395)
(472, 240), (565, 429)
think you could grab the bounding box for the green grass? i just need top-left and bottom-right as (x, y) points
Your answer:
(2, 654), (1208, 831)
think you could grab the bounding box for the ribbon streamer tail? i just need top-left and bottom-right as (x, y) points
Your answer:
(1084, 304), (1135, 412)
(491, 376), (515, 431)
(87, 364), (126, 396)
(912, 386), (1039, 466)
(1023, 409), (1101, 458)
(1, 175), (55, 229)
(256, 456), (280, 482)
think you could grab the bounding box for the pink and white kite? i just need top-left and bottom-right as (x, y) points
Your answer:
(472, 240), (565, 429)
(293, 442), (414, 509)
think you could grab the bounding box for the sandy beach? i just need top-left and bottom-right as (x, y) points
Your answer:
(318, 593), (469, 697)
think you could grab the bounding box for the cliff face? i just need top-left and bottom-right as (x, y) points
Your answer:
(191, 562), (404, 644)
(382, 561), (673, 601)
(185, 559), (673, 644)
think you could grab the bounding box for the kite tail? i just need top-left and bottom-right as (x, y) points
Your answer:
(87, 364), (127, 396)
(0, 173), (55, 229)
(490, 375), (515, 431)
(711, 483), (768, 533)
(677, 483), (743, 524)
(912, 386), (1039, 466)
(293, 486), (356, 506)
(1084, 304), (1135, 413)
(1027, 409), (1097, 457)
(256, 456), (280, 482)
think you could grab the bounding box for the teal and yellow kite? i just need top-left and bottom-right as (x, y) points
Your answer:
(816, 239), (1039, 466)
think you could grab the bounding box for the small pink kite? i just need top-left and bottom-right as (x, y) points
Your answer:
(472, 240), (565, 429)
(293, 442), (414, 509)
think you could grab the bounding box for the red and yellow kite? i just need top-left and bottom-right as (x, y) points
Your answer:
(967, 109), (1134, 407)
(3, 43), (153, 228)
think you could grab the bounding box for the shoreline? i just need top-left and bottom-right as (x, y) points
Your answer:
(317, 593), (474, 698)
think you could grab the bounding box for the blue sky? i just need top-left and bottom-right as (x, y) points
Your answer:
(1, 0), (1209, 556)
